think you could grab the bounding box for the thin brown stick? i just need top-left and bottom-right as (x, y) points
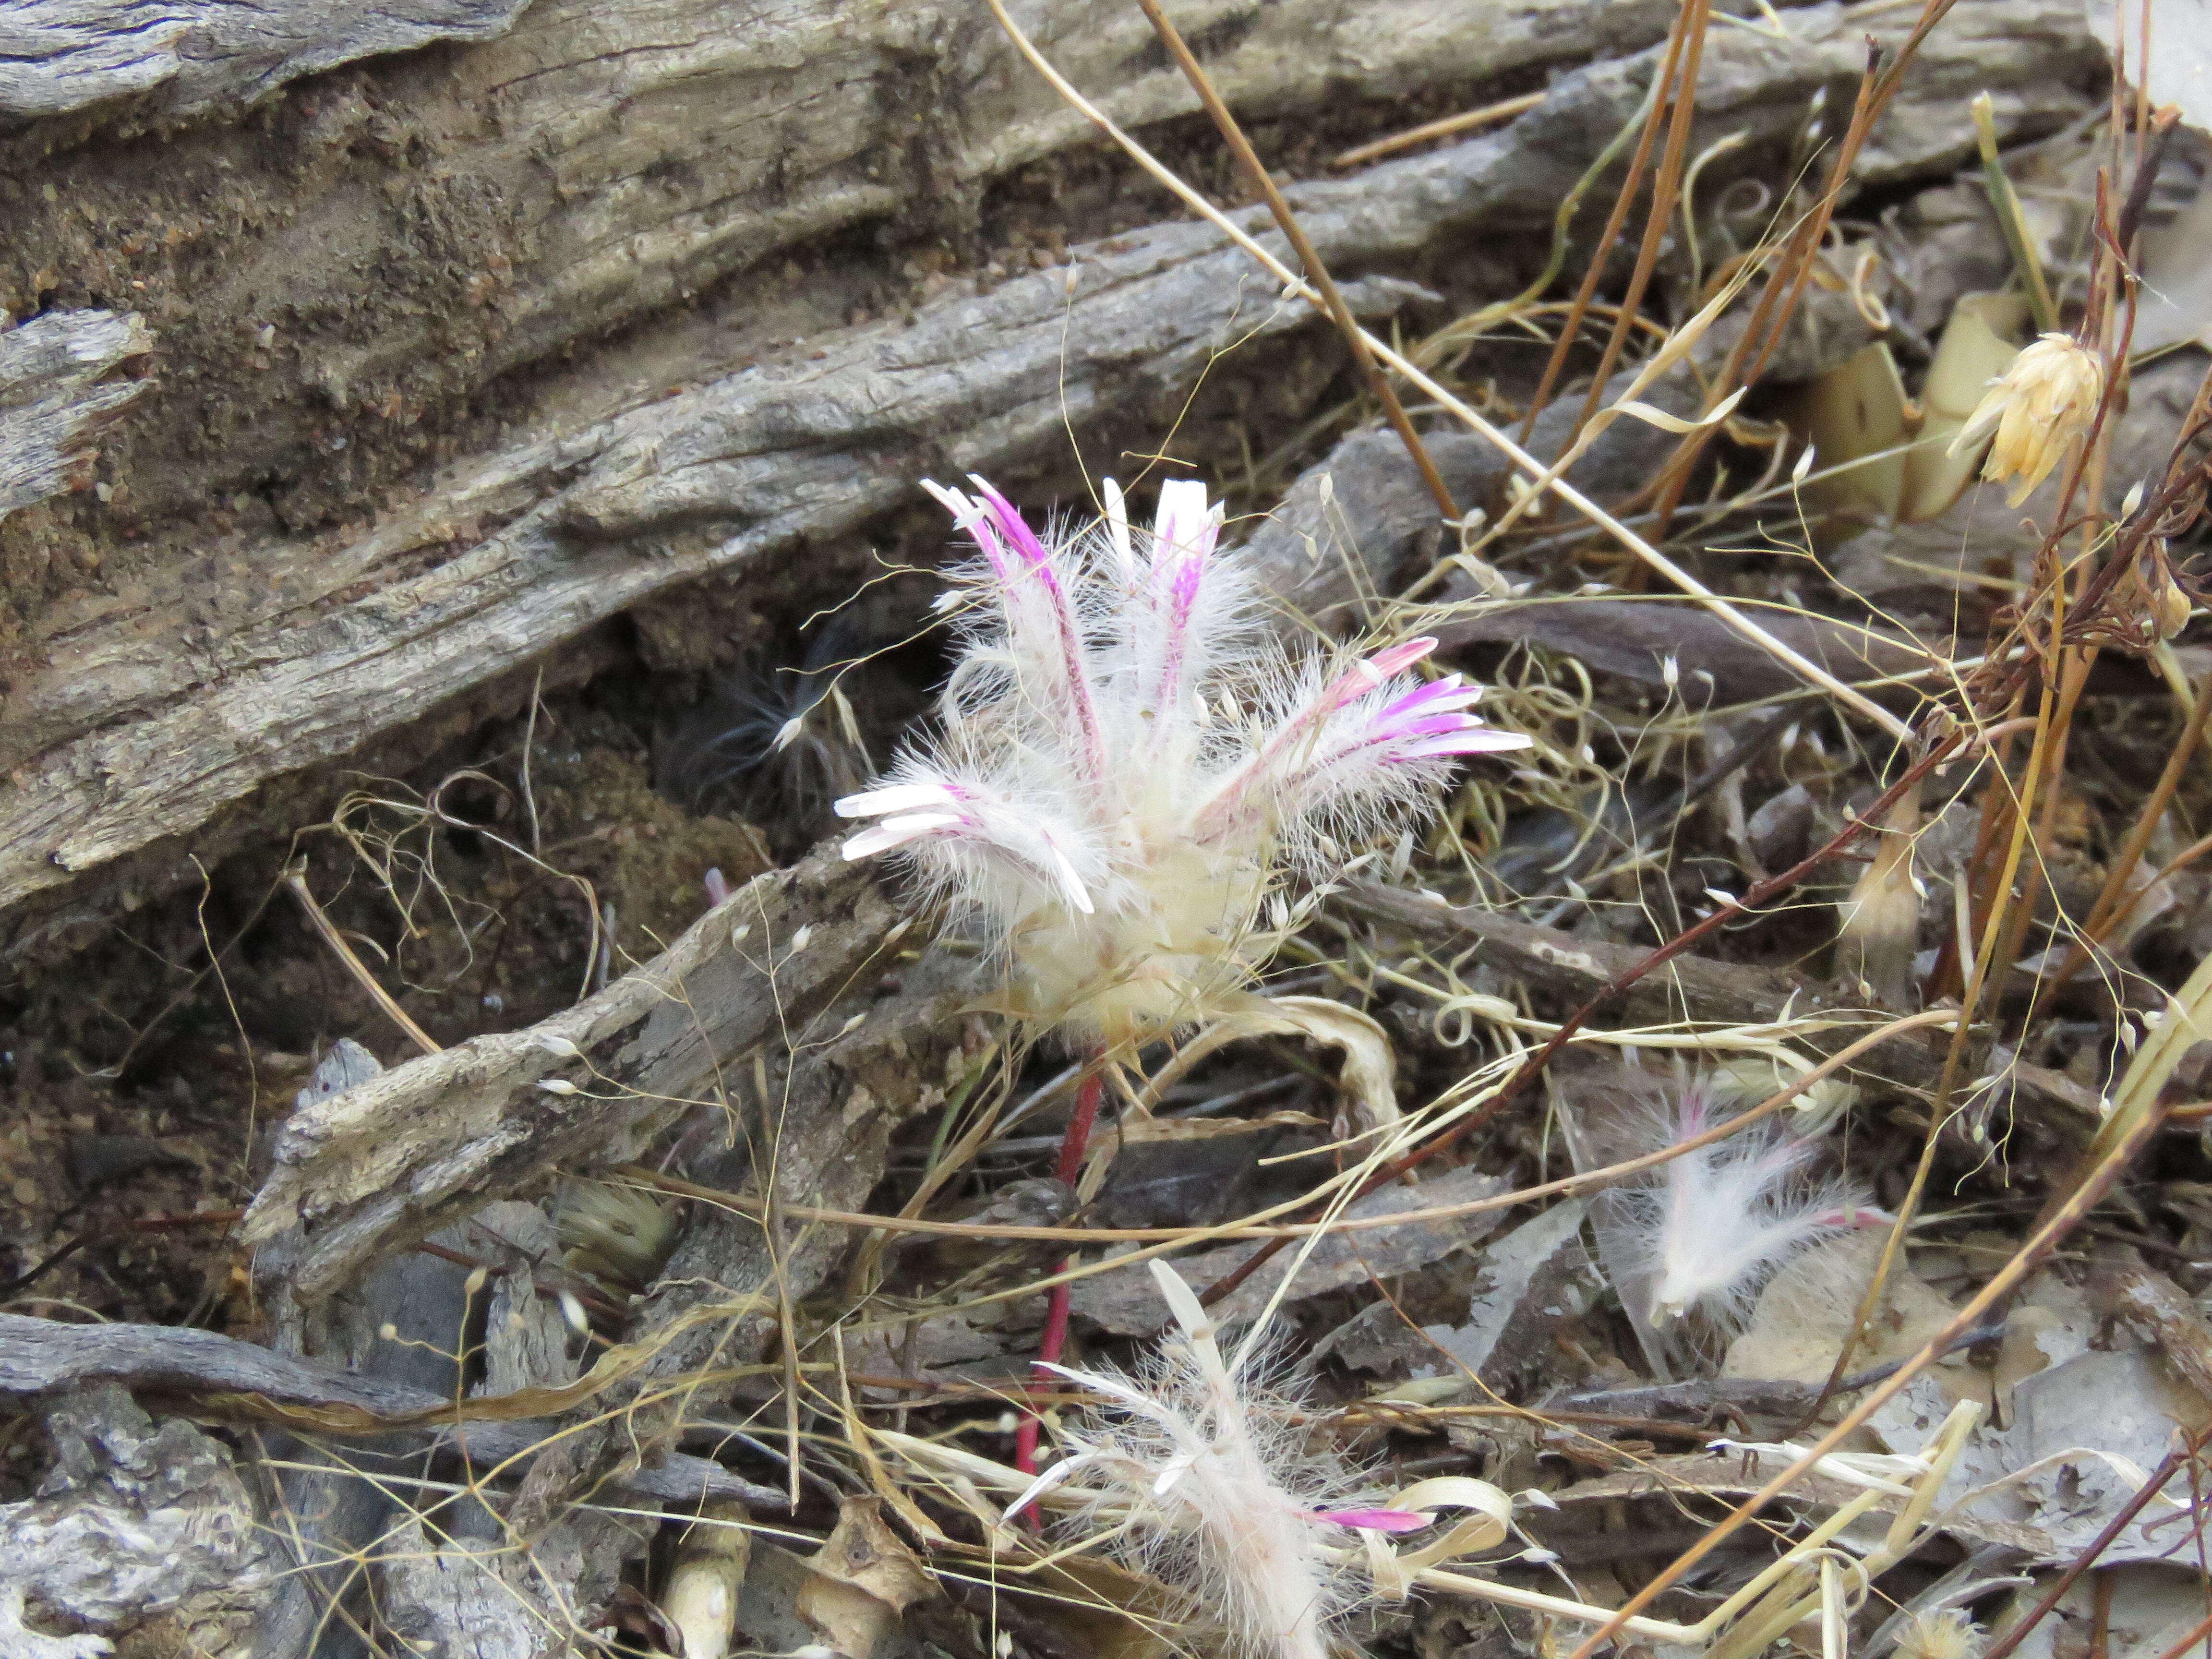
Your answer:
(1799, 673), (2068, 1425)
(283, 862), (441, 1057)
(1648, 0), (1965, 528)
(1131, 0), (1461, 525)
(982, 0), (1919, 738)
(1928, 696), (2026, 1000)
(1981, 1446), (2193, 1659)
(1518, 12), (1690, 442)
(2046, 671), (2212, 988)
(1645, 48), (1880, 524)
(2147, 1605), (2212, 1659)
(620, 1012), (1955, 1250)
(1568, 0), (1713, 441)
(1987, 650), (2095, 997)
(1332, 92), (1546, 168)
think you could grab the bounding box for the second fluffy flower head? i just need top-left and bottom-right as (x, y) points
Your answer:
(837, 476), (1530, 1044)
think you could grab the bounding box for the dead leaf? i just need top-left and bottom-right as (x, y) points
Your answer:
(1167, 993), (1403, 1133)
(1872, 1353), (2205, 1565)
(1724, 1231), (1969, 1401)
(1799, 341), (1910, 522)
(1410, 1198), (1598, 1391)
(796, 1497), (933, 1659)
(1010, 1559), (1200, 1659)
(1902, 293), (2026, 520)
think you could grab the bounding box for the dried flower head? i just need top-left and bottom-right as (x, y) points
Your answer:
(1610, 1080), (1877, 1329)
(1947, 332), (2104, 507)
(836, 476), (1530, 1043)
(556, 1178), (678, 1291)
(2122, 540), (2195, 642)
(1009, 1262), (1382, 1659)
(1899, 1609), (1984, 1659)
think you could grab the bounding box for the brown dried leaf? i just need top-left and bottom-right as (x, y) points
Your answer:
(797, 1498), (933, 1659)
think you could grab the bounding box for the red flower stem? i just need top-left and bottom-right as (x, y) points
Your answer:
(1013, 1059), (1105, 1475)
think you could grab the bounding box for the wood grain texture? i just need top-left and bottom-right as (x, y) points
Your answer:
(0, 1312), (782, 1505)
(0, 1384), (276, 1642)
(242, 842), (924, 1297)
(528, 943), (977, 1513)
(0, 0), (2105, 961)
(0, 0), (532, 123)
(0, 0), (1692, 677)
(0, 308), (149, 519)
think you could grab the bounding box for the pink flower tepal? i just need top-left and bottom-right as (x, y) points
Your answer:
(1306, 1507), (1433, 1534)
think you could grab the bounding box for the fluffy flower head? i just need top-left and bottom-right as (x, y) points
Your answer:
(1611, 1080), (1878, 1329)
(1008, 1263), (1379, 1659)
(1948, 332), (2104, 507)
(836, 475), (1530, 1042)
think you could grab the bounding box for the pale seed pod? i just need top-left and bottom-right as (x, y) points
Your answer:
(662, 1505), (751, 1659)
(1836, 782), (1924, 1008)
(2127, 541), (2194, 641)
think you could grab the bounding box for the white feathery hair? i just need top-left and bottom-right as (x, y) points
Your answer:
(1010, 1262), (1369, 1659)
(835, 473), (1531, 1043)
(1610, 1078), (1876, 1330)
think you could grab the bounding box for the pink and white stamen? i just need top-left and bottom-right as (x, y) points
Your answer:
(835, 473), (1531, 1042)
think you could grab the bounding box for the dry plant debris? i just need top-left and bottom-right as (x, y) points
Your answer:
(13, 0), (2212, 1655)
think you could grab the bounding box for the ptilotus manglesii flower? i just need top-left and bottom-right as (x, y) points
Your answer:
(1006, 1263), (1432, 1659)
(1613, 1079), (1880, 1330)
(835, 475), (1532, 1046)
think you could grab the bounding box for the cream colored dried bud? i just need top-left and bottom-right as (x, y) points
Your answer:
(555, 1178), (677, 1291)
(1947, 332), (2104, 506)
(1836, 783), (1923, 1008)
(663, 1506), (750, 1659)
(2129, 542), (2194, 641)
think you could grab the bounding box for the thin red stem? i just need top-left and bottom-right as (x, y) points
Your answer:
(1014, 1061), (1106, 1475)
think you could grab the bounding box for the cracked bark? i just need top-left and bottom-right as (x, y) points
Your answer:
(0, 0), (2101, 964)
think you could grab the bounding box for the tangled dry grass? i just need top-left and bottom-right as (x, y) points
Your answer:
(13, 0), (2212, 1657)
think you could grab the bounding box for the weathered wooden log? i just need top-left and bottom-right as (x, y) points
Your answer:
(0, 0), (2102, 965)
(0, 307), (149, 517)
(1, 0), (530, 125)
(0, 1312), (782, 1503)
(0, 1384), (276, 1653)
(0, 0), (1696, 696)
(240, 843), (920, 1296)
